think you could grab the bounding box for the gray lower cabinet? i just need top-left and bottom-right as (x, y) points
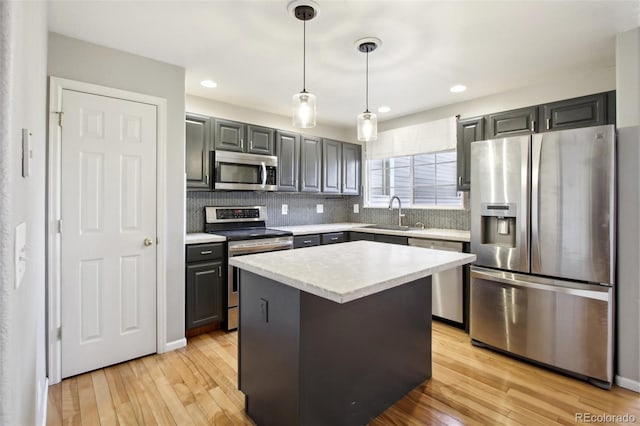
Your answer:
(456, 116), (484, 192)
(294, 234), (321, 248)
(186, 113), (213, 191)
(300, 135), (322, 192)
(342, 143), (361, 195)
(322, 139), (342, 193)
(276, 130), (300, 192)
(486, 106), (538, 138)
(349, 232), (375, 241)
(374, 234), (408, 245)
(321, 232), (346, 245)
(185, 243), (225, 330)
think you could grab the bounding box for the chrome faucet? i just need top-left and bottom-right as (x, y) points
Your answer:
(388, 196), (405, 227)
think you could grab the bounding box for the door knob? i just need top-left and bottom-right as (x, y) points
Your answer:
(144, 238), (153, 246)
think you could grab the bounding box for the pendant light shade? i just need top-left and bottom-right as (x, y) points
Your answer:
(290, 1), (318, 128)
(355, 38), (381, 142)
(292, 91), (316, 128)
(357, 111), (377, 141)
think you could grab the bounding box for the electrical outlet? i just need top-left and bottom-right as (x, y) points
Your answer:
(281, 204), (288, 215)
(316, 204), (324, 213)
(353, 203), (359, 213)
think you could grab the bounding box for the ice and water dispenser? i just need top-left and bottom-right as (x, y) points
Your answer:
(479, 203), (517, 247)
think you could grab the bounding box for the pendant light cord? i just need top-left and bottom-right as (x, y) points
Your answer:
(302, 19), (306, 92)
(365, 50), (369, 113)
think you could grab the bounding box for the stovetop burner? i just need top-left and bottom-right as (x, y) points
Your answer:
(203, 206), (292, 241)
(206, 227), (292, 241)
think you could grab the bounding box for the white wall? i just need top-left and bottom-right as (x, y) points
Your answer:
(615, 27), (640, 392)
(380, 66), (615, 131)
(187, 94), (357, 143)
(0, 1), (48, 425)
(47, 33), (187, 347)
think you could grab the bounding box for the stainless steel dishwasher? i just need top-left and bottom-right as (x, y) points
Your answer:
(408, 238), (463, 323)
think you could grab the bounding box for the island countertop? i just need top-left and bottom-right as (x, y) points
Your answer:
(229, 240), (476, 304)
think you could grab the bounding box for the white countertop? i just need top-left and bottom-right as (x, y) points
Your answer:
(269, 223), (470, 242)
(185, 233), (226, 244)
(229, 240), (476, 304)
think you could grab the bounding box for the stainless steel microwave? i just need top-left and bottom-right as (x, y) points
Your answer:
(213, 150), (278, 191)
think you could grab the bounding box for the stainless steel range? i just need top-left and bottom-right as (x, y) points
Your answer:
(204, 206), (293, 330)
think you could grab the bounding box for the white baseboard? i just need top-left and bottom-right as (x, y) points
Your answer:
(37, 377), (49, 426)
(163, 337), (187, 353)
(615, 375), (640, 392)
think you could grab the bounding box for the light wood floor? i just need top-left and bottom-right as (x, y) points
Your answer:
(47, 322), (640, 425)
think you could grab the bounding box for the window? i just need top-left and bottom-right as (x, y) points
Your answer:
(366, 149), (462, 208)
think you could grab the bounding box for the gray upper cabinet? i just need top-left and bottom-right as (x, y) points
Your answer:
(342, 143), (361, 195)
(247, 125), (275, 155)
(300, 135), (322, 192)
(456, 116), (484, 192)
(322, 139), (342, 193)
(214, 118), (245, 152)
(486, 106), (538, 139)
(186, 113), (213, 191)
(538, 92), (610, 132)
(215, 119), (275, 155)
(276, 130), (300, 192)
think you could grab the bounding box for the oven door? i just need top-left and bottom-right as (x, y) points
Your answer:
(214, 151), (277, 191)
(226, 237), (293, 330)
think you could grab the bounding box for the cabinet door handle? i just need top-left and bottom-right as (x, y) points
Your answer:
(200, 250), (212, 255)
(330, 237), (338, 241)
(530, 120), (535, 132)
(218, 266), (222, 277)
(546, 118), (550, 130)
(240, 139), (244, 150)
(303, 240), (312, 244)
(458, 176), (462, 186)
(206, 175), (209, 185)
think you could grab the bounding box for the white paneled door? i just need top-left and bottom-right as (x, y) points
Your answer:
(60, 89), (157, 378)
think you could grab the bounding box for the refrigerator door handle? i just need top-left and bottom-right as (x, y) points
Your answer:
(471, 267), (610, 301)
(531, 134), (543, 272)
(520, 137), (531, 272)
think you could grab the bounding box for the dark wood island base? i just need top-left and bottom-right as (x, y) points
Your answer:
(238, 270), (432, 426)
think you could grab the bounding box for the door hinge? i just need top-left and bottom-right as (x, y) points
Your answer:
(57, 219), (62, 234)
(54, 111), (64, 127)
(57, 327), (62, 340)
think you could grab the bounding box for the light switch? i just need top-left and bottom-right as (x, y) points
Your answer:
(22, 129), (32, 178)
(353, 204), (359, 214)
(281, 204), (288, 215)
(15, 222), (26, 289)
(316, 204), (324, 213)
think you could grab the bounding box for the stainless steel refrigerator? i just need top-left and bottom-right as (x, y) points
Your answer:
(469, 124), (615, 388)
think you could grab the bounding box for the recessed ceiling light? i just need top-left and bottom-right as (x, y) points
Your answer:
(450, 84), (466, 93)
(201, 80), (217, 88)
(378, 106), (391, 113)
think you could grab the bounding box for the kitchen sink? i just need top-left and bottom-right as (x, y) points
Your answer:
(364, 224), (424, 232)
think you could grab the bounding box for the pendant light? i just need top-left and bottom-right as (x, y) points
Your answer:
(356, 37), (381, 142)
(289, 1), (318, 128)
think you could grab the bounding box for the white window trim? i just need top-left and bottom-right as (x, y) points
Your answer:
(363, 150), (465, 210)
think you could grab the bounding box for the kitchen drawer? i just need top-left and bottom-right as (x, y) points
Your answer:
(186, 243), (224, 263)
(294, 234), (321, 248)
(321, 232), (346, 245)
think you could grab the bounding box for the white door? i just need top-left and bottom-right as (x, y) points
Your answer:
(60, 89), (157, 378)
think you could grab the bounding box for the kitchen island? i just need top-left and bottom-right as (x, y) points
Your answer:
(229, 241), (475, 426)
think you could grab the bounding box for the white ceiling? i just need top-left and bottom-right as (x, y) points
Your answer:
(48, 1), (639, 128)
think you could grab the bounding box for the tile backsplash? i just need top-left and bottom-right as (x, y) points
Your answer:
(186, 192), (470, 233)
(186, 192), (351, 232)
